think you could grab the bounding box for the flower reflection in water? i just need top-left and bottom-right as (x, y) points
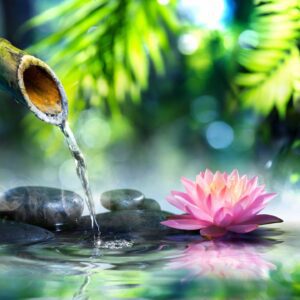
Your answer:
(168, 241), (276, 280)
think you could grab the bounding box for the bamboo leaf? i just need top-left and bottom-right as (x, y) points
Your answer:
(27, 0), (177, 117)
(236, 0), (300, 116)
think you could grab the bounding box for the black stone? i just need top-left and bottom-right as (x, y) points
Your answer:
(0, 219), (54, 244)
(137, 198), (161, 211)
(100, 189), (145, 211)
(0, 186), (84, 230)
(77, 210), (182, 236)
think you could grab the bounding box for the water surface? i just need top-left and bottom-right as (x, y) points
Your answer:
(0, 223), (299, 299)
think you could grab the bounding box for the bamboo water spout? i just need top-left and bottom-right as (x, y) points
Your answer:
(0, 38), (68, 125)
(0, 39), (100, 231)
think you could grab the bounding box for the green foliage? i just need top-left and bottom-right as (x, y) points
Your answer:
(26, 0), (178, 116)
(235, 0), (300, 116)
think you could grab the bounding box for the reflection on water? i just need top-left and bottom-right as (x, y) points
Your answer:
(72, 273), (91, 300)
(168, 241), (276, 280)
(0, 225), (299, 299)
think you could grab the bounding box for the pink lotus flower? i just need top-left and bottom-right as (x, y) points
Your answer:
(161, 169), (282, 238)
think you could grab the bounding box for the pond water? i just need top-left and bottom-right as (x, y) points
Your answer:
(0, 223), (299, 299)
(0, 125), (298, 299)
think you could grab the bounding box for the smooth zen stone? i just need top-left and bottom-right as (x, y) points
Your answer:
(100, 189), (145, 211)
(77, 210), (182, 236)
(0, 220), (54, 244)
(137, 198), (161, 211)
(0, 186), (84, 230)
(0, 198), (21, 212)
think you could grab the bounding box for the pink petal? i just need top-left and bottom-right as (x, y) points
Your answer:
(212, 171), (226, 188)
(218, 187), (236, 209)
(223, 172), (228, 180)
(237, 195), (255, 208)
(166, 195), (188, 213)
(231, 202), (244, 218)
(229, 169), (240, 182)
(181, 177), (195, 188)
(227, 224), (258, 233)
(213, 207), (232, 227)
(204, 169), (214, 184)
(242, 214), (283, 225)
(238, 188), (263, 209)
(245, 187), (269, 206)
(161, 218), (206, 230)
(169, 214), (194, 219)
(239, 175), (248, 192)
(213, 171), (226, 190)
(181, 177), (196, 196)
(198, 171), (205, 179)
(196, 176), (210, 196)
(219, 186), (227, 199)
(200, 226), (227, 238)
(254, 193), (277, 205)
(166, 191), (197, 214)
(237, 193), (277, 223)
(171, 191), (194, 204)
(186, 205), (213, 223)
(195, 184), (206, 206)
(168, 192), (212, 223)
(246, 176), (258, 192)
(204, 194), (213, 213)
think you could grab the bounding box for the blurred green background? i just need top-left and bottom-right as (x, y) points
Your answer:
(0, 0), (300, 217)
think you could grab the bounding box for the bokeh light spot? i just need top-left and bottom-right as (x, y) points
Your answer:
(157, 0), (170, 5)
(238, 30), (259, 49)
(80, 118), (111, 149)
(206, 121), (234, 149)
(178, 33), (199, 55)
(78, 110), (111, 150)
(179, 0), (234, 29)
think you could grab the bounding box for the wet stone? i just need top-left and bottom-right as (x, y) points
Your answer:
(0, 186), (84, 230)
(137, 198), (161, 211)
(77, 210), (182, 237)
(0, 220), (54, 244)
(100, 189), (145, 211)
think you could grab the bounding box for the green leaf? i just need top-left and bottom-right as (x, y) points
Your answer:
(27, 0), (178, 117)
(235, 0), (300, 117)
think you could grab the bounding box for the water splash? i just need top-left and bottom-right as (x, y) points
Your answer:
(95, 239), (134, 249)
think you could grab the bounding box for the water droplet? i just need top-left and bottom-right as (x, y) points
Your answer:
(265, 160), (273, 169)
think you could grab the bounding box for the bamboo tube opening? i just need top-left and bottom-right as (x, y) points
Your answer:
(17, 55), (68, 125)
(23, 65), (62, 115)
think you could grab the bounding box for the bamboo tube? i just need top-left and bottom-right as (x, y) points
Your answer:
(0, 38), (68, 125)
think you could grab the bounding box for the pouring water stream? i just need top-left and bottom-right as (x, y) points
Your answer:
(59, 120), (100, 233)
